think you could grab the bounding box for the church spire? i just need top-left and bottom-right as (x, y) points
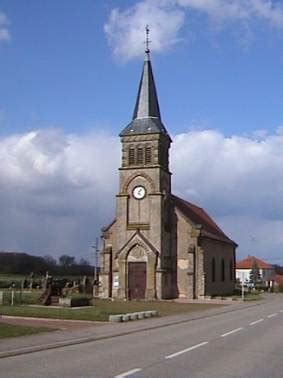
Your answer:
(120, 26), (169, 137)
(132, 25), (161, 120)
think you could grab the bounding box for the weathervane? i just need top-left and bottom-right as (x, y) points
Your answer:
(145, 24), (151, 54)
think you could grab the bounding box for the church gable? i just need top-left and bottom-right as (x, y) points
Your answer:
(115, 230), (159, 261)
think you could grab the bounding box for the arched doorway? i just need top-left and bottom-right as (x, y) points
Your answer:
(128, 262), (146, 300)
(127, 244), (147, 300)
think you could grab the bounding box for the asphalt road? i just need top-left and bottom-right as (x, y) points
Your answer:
(1, 295), (283, 378)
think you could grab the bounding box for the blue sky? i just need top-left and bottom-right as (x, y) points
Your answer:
(1, 0), (283, 264)
(1, 0), (282, 136)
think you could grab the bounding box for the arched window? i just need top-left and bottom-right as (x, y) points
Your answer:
(145, 146), (152, 164)
(230, 260), (233, 281)
(212, 258), (216, 282)
(137, 147), (144, 165)
(129, 148), (135, 165)
(221, 259), (225, 281)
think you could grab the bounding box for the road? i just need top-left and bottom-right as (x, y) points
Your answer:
(0, 295), (283, 378)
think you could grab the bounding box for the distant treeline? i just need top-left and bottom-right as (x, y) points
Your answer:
(0, 251), (94, 276)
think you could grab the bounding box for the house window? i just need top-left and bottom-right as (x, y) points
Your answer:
(212, 258), (216, 282)
(230, 260), (233, 281)
(129, 148), (135, 165)
(221, 259), (225, 281)
(145, 146), (152, 164)
(137, 147), (144, 165)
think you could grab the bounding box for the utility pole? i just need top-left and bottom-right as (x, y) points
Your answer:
(91, 238), (99, 296)
(241, 272), (245, 301)
(95, 237), (99, 282)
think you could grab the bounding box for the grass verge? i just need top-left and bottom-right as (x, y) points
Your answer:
(0, 300), (220, 322)
(243, 293), (263, 301)
(0, 323), (51, 339)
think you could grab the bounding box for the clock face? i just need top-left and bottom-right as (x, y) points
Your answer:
(132, 186), (146, 199)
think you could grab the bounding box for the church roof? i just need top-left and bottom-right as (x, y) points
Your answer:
(172, 194), (236, 246)
(236, 256), (273, 269)
(120, 51), (169, 137)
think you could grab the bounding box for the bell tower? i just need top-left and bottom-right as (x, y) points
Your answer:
(111, 27), (175, 300)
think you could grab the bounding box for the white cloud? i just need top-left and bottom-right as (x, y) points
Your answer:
(104, 1), (184, 61)
(105, 0), (283, 60)
(171, 128), (283, 262)
(0, 11), (10, 43)
(1, 127), (283, 263)
(0, 129), (120, 258)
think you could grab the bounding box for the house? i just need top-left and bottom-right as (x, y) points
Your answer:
(236, 256), (274, 286)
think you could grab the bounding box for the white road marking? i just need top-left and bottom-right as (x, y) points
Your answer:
(114, 368), (142, 378)
(249, 318), (264, 325)
(267, 313), (278, 318)
(221, 327), (243, 337)
(165, 341), (209, 359)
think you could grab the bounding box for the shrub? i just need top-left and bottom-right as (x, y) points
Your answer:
(254, 284), (268, 292)
(67, 294), (92, 307)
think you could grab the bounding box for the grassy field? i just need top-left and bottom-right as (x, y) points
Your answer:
(0, 299), (219, 322)
(0, 323), (51, 339)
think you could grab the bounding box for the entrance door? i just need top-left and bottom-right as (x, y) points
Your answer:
(128, 262), (146, 300)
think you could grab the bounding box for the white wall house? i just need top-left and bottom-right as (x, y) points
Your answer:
(236, 256), (274, 286)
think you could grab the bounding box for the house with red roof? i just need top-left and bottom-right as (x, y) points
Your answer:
(236, 256), (274, 286)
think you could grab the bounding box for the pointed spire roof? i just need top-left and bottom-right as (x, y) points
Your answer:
(120, 29), (170, 138)
(132, 52), (161, 120)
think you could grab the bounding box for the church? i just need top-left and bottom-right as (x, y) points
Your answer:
(99, 40), (237, 301)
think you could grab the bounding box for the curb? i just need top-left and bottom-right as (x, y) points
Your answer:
(0, 300), (263, 359)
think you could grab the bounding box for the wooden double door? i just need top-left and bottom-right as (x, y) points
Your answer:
(128, 262), (146, 300)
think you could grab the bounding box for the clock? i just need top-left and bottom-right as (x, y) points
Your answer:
(132, 186), (146, 199)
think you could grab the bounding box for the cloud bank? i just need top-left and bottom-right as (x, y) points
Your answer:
(1, 128), (283, 263)
(0, 11), (10, 43)
(105, 0), (283, 60)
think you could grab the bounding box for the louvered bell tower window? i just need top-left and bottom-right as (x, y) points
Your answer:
(137, 147), (144, 165)
(145, 146), (152, 164)
(129, 148), (135, 165)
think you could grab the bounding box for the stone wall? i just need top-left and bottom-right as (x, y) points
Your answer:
(202, 238), (235, 296)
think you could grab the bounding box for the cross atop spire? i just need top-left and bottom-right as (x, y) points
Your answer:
(145, 25), (151, 54)
(119, 27), (170, 139)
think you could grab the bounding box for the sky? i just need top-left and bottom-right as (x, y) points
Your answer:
(0, 0), (283, 265)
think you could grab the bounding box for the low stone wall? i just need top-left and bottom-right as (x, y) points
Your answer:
(109, 310), (159, 322)
(59, 297), (90, 307)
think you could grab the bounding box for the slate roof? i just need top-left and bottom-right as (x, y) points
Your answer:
(236, 256), (273, 269)
(120, 51), (169, 137)
(172, 194), (236, 245)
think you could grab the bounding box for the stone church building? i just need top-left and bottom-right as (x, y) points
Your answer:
(99, 47), (237, 300)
